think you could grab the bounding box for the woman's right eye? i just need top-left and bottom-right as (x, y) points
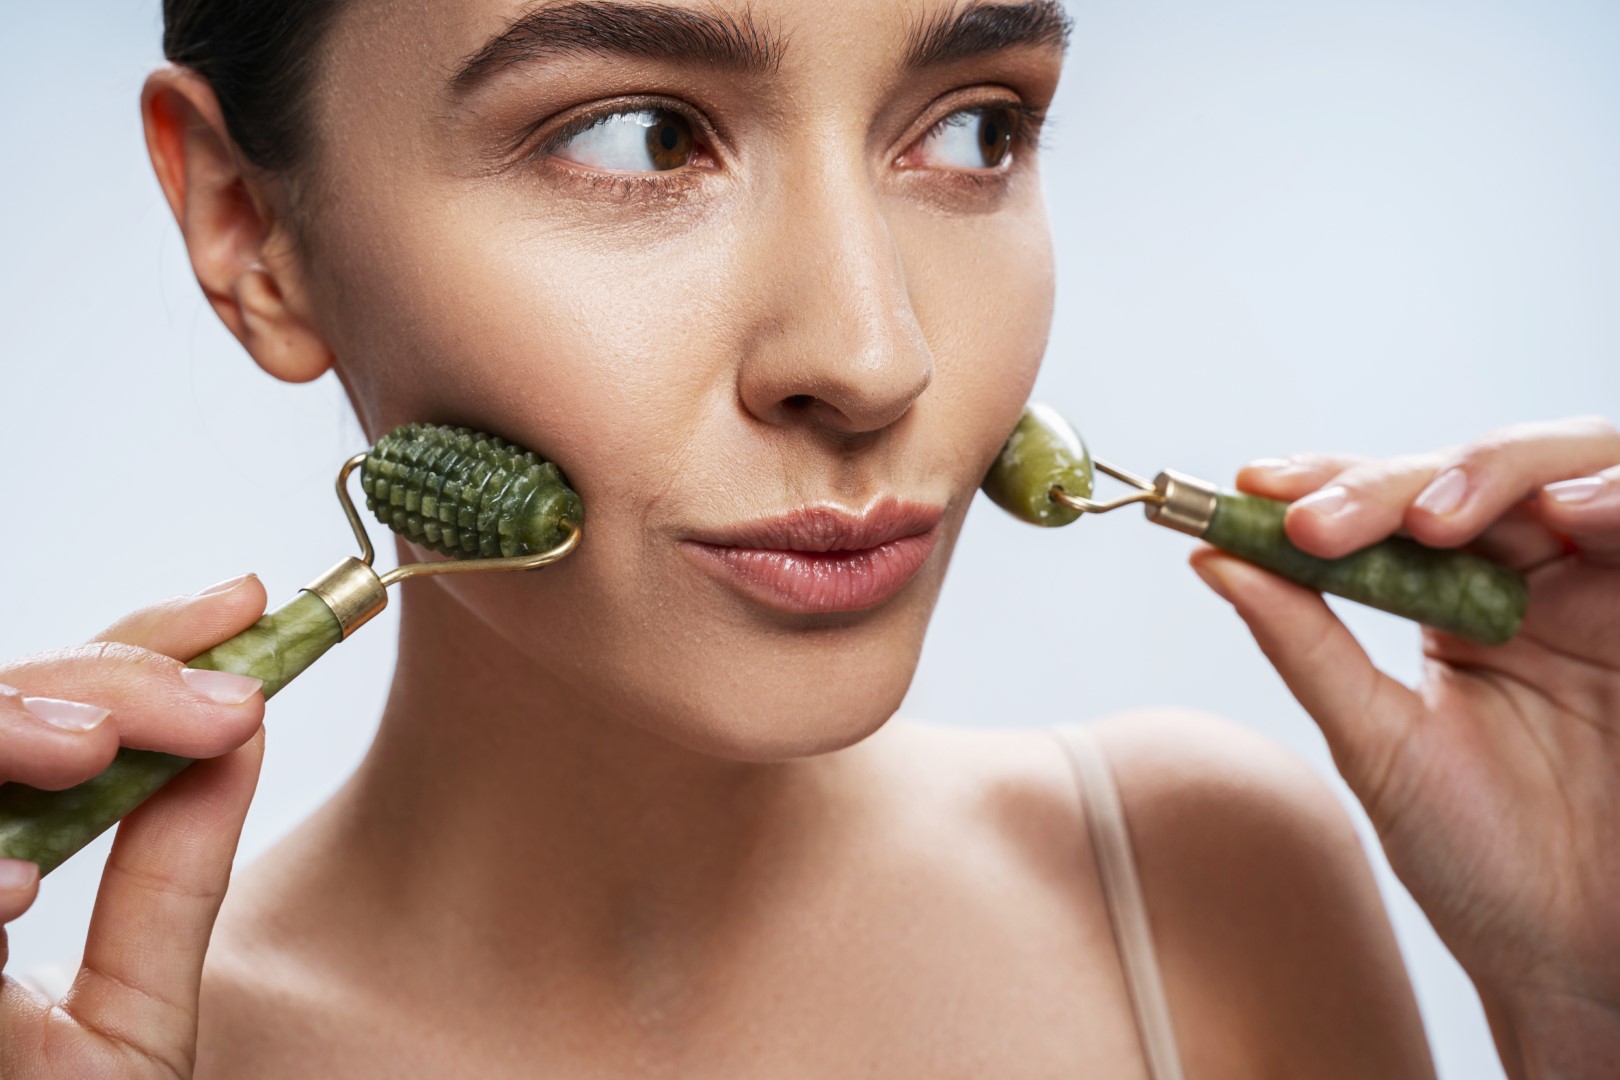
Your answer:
(551, 108), (698, 173)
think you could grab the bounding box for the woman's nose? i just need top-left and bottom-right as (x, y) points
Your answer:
(735, 179), (934, 440)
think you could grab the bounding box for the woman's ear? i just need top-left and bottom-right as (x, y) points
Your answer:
(141, 65), (333, 384)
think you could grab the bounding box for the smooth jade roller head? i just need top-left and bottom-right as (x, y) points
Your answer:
(0, 422), (583, 877)
(363, 423), (584, 559)
(981, 403), (1095, 527)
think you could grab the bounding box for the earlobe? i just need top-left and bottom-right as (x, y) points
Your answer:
(140, 65), (333, 385)
(235, 267), (334, 383)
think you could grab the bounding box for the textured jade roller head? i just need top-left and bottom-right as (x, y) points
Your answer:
(0, 422), (583, 877)
(981, 403), (1528, 647)
(363, 423), (582, 562)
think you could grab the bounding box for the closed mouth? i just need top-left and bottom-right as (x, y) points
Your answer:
(680, 500), (945, 613)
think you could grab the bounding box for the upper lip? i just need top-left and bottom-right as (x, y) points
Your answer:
(687, 499), (945, 553)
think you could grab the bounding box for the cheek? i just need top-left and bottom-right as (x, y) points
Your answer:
(897, 194), (1056, 475)
(312, 187), (764, 517)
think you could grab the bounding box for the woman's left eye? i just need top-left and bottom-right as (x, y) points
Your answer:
(551, 108), (697, 173)
(912, 105), (1020, 170)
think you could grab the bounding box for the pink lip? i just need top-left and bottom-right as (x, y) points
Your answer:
(680, 501), (945, 614)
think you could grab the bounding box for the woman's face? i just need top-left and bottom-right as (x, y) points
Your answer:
(295, 0), (1066, 759)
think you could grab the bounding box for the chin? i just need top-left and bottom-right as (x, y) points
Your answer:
(638, 636), (924, 764)
(424, 522), (944, 764)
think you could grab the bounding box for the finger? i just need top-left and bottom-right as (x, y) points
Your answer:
(61, 726), (264, 1070)
(1188, 546), (1424, 826)
(93, 572), (267, 659)
(0, 858), (42, 932)
(0, 643), (265, 761)
(1244, 451), (1577, 572)
(1401, 416), (1620, 551)
(1461, 500), (1572, 573)
(0, 861), (38, 987)
(0, 682), (118, 790)
(1538, 462), (1620, 565)
(1279, 451), (1452, 559)
(1235, 452), (1366, 502)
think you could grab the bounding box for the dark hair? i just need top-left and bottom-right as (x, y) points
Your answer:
(162, 0), (346, 173)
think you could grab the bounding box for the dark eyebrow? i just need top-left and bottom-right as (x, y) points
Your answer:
(904, 0), (1073, 68)
(449, 1), (784, 93)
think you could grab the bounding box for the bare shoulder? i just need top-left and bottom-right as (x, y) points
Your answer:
(885, 712), (1435, 1078)
(879, 711), (1378, 913)
(1087, 706), (1367, 882)
(1090, 708), (1437, 1079)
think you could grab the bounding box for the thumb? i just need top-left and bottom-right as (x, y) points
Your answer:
(56, 725), (265, 1071)
(1188, 545), (1423, 824)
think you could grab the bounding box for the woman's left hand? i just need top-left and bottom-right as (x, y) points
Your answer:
(1187, 415), (1620, 1078)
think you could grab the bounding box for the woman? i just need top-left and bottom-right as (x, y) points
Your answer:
(1, 0), (1616, 1075)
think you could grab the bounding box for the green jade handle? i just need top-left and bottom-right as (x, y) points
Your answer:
(1192, 484), (1528, 646)
(0, 591), (343, 876)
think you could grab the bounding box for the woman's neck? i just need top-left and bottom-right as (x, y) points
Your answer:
(229, 576), (869, 1014)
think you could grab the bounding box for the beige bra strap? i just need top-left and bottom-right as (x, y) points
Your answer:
(1051, 724), (1186, 1080)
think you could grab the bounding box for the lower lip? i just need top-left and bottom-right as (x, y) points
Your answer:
(681, 527), (940, 614)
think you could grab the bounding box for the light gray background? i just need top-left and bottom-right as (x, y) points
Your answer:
(4, 2), (1617, 1076)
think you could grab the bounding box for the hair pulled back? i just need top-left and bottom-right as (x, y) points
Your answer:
(162, 0), (346, 173)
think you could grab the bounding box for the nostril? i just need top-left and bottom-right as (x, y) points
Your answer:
(783, 394), (814, 410)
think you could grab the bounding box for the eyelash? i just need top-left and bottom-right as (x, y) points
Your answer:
(525, 95), (1049, 200)
(914, 101), (1050, 160)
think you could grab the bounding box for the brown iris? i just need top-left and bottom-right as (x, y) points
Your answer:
(645, 111), (696, 170)
(977, 106), (1015, 167)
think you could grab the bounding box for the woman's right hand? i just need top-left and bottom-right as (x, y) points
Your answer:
(0, 574), (269, 1077)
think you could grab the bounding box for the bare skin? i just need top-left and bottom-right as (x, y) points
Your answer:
(1201, 428), (1620, 1078)
(0, 0), (1614, 1076)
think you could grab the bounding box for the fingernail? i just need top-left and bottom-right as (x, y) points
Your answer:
(0, 858), (39, 891)
(1414, 468), (1469, 517)
(1293, 484), (1352, 519)
(22, 696), (111, 732)
(1245, 457), (1318, 480)
(194, 573), (253, 597)
(180, 668), (263, 706)
(1191, 558), (1235, 603)
(1545, 477), (1603, 505)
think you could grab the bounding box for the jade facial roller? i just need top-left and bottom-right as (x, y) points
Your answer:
(982, 403), (1528, 646)
(0, 423), (584, 876)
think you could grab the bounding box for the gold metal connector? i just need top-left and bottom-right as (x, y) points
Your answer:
(302, 557), (387, 639)
(1049, 459), (1169, 517)
(378, 521), (581, 587)
(1144, 469), (1219, 538)
(1048, 460), (1219, 539)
